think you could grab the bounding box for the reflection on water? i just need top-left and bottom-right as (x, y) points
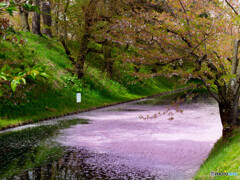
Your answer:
(135, 90), (214, 106)
(11, 148), (156, 180)
(0, 119), (88, 179)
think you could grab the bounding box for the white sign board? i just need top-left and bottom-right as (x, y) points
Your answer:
(76, 93), (81, 103)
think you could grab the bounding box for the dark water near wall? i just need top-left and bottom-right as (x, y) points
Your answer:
(0, 119), (88, 179)
(10, 148), (157, 180)
(0, 91), (222, 180)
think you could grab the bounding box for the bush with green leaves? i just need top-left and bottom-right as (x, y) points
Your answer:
(0, 1), (39, 16)
(0, 35), (49, 106)
(61, 73), (82, 93)
(0, 64), (48, 93)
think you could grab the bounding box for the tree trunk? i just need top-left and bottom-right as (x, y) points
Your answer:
(215, 39), (240, 141)
(75, 0), (98, 79)
(219, 97), (239, 140)
(42, 1), (52, 37)
(76, 32), (89, 79)
(103, 42), (113, 77)
(219, 102), (233, 138)
(64, 0), (70, 42)
(19, 6), (30, 32)
(32, 0), (42, 35)
(55, 0), (60, 37)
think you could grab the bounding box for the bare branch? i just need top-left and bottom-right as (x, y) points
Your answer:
(191, 34), (213, 53)
(227, 57), (232, 63)
(225, 0), (239, 15)
(165, 28), (193, 48)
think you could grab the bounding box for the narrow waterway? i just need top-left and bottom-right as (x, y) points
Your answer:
(0, 93), (222, 180)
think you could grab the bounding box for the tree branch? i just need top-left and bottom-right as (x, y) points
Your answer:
(177, 0), (191, 39)
(225, 0), (239, 15)
(212, 50), (228, 75)
(87, 48), (103, 54)
(227, 57), (232, 63)
(60, 37), (76, 66)
(124, 43), (129, 52)
(191, 34), (213, 53)
(165, 28), (193, 48)
(200, 75), (220, 103)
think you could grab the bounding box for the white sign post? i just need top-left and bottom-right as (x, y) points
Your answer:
(76, 93), (81, 103)
(76, 93), (81, 112)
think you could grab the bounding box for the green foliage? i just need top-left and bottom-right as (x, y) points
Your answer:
(22, 3), (39, 13)
(61, 73), (82, 93)
(0, 2), (17, 16)
(0, 2), (38, 16)
(0, 64), (48, 93)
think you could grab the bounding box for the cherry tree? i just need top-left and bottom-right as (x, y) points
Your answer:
(106, 0), (240, 139)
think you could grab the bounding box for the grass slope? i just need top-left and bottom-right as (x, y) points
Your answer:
(194, 128), (240, 180)
(0, 32), (176, 129)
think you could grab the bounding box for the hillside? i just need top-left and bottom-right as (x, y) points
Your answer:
(0, 32), (175, 129)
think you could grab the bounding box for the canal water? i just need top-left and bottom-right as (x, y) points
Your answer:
(0, 92), (222, 179)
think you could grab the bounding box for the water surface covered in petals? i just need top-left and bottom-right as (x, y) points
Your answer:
(57, 95), (222, 179)
(1, 94), (222, 179)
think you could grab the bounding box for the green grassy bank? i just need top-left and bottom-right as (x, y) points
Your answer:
(194, 128), (240, 180)
(0, 32), (176, 129)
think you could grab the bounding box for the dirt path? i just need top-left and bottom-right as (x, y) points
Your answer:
(57, 98), (222, 179)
